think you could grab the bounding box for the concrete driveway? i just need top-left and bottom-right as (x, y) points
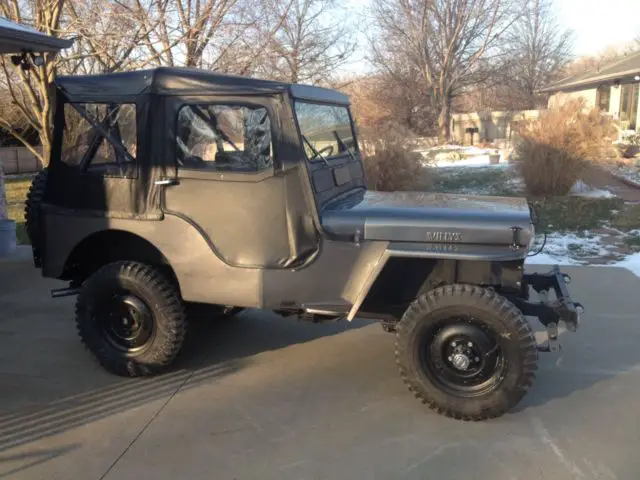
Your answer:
(1, 254), (640, 480)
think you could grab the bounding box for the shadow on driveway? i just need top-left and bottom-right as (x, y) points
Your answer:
(0, 260), (372, 456)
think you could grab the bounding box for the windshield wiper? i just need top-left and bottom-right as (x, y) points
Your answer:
(333, 130), (357, 163)
(302, 134), (330, 166)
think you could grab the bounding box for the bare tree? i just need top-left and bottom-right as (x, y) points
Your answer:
(564, 42), (640, 78)
(255, 0), (356, 84)
(0, 0), (67, 164)
(370, 0), (517, 142)
(498, 0), (572, 109)
(64, 0), (176, 74)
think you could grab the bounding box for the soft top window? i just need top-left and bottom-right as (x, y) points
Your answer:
(176, 104), (272, 172)
(294, 102), (357, 162)
(60, 103), (136, 170)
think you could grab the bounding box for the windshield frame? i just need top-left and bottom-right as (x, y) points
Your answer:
(292, 99), (360, 164)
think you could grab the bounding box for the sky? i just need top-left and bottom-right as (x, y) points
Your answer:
(341, 0), (640, 75)
(555, 0), (640, 56)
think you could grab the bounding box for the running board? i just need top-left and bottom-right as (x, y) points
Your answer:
(301, 302), (352, 320)
(51, 287), (81, 298)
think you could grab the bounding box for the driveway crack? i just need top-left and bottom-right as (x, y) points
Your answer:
(97, 371), (195, 480)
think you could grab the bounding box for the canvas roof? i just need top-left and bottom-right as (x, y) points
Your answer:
(0, 17), (72, 54)
(540, 50), (640, 93)
(55, 67), (351, 104)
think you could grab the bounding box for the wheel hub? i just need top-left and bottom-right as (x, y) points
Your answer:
(420, 319), (505, 395)
(451, 352), (471, 371)
(99, 293), (154, 352)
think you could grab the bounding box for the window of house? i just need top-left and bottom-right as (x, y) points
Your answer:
(176, 104), (272, 172)
(620, 83), (639, 129)
(597, 86), (611, 112)
(61, 103), (137, 168)
(294, 102), (358, 162)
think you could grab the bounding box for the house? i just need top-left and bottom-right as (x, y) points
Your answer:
(540, 51), (640, 132)
(450, 110), (541, 146)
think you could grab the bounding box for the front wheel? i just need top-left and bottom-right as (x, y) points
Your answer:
(75, 261), (187, 377)
(395, 285), (538, 420)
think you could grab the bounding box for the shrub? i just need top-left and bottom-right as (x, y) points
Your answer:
(514, 98), (619, 196)
(358, 122), (426, 192)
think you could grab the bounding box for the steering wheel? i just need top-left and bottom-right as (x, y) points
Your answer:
(312, 145), (334, 160)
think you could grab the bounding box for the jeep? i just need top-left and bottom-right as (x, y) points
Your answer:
(26, 67), (583, 420)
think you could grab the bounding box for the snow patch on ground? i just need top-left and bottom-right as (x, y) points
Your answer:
(570, 180), (616, 198)
(432, 155), (501, 168)
(604, 163), (640, 187)
(527, 232), (615, 266)
(610, 252), (640, 278)
(527, 231), (640, 278)
(525, 252), (580, 266)
(417, 145), (507, 168)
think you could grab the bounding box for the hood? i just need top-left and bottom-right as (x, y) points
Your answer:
(321, 190), (534, 248)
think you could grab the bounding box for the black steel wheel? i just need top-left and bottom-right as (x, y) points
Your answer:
(76, 261), (187, 377)
(395, 285), (537, 421)
(98, 294), (155, 353)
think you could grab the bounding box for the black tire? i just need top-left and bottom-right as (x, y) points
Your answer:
(395, 284), (537, 421)
(24, 169), (48, 266)
(75, 261), (187, 377)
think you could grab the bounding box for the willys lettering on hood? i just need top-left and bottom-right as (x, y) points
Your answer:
(321, 190), (534, 248)
(425, 232), (463, 242)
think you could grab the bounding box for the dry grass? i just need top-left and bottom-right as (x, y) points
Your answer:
(359, 122), (426, 192)
(514, 99), (619, 196)
(4, 177), (31, 244)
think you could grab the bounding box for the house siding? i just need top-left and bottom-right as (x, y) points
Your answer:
(548, 88), (598, 109)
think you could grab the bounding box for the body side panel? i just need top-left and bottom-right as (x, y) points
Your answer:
(260, 240), (387, 309)
(41, 210), (261, 307)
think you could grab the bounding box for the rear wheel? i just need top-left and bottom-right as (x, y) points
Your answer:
(75, 261), (187, 377)
(395, 284), (537, 420)
(24, 169), (48, 266)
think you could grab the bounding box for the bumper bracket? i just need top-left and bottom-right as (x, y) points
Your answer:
(512, 265), (584, 352)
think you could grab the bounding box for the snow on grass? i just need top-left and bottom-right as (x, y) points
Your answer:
(431, 155), (499, 168)
(417, 144), (506, 168)
(570, 179), (616, 198)
(525, 230), (640, 279)
(610, 252), (640, 278)
(604, 162), (640, 187)
(527, 232), (616, 266)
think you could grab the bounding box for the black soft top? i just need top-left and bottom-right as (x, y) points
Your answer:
(54, 67), (350, 105)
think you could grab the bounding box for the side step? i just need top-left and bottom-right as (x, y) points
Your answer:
(51, 287), (81, 298)
(300, 302), (352, 322)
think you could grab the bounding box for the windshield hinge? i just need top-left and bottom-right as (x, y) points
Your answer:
(353, 228), (362, 246)
(511, 226), (523, 250)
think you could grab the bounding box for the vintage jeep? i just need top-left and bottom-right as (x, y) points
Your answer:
(26, 67), (583, 420)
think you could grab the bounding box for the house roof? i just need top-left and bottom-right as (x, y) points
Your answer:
(0, 17), (73, 54)
(539, 50), (640, 93)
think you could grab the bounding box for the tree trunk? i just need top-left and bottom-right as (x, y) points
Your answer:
(0, 162), (7, 221)
(438, 99), (451, 144)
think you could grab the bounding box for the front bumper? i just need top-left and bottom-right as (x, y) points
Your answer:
(514, 265), (584, 351)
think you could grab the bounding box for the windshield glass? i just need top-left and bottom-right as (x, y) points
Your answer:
(294, 101), (358, 162)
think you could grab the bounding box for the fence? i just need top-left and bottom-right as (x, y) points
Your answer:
(450, 110), (541, 146)
(0, 147), (43, 175)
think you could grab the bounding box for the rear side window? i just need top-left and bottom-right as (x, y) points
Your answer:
(176, 104), (272, 172)
(61, 103), (137, 168)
